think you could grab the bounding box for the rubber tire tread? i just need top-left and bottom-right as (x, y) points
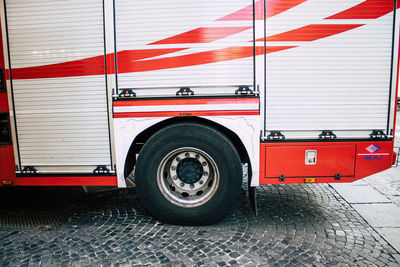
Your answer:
(135, 122), (242, 225)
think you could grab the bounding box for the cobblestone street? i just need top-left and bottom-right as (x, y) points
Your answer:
(1, 182), (399, 266)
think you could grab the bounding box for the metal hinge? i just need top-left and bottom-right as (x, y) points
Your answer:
(176, 87), (194, 96)
(93, 165), (111, 174)
(267, 131), (285, 140)
(319, 130), (336, 139)
(118, 88), (136, 99)
(21, 166), (37, 174)
(235, 85), (254, 95)
(370, 130), (388, 139)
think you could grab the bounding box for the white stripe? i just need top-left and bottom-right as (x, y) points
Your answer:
(357, 153), (390, 156)
(114, 103), (258, 113)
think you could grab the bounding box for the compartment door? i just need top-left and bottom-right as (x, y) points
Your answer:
(263, 0), (397, 140)
(264, 145), (356, 178)
(5, 0), (111, 173)
(114, 0), (254, 97)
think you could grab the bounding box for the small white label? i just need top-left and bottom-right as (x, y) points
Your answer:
(305, 150), (317, 165)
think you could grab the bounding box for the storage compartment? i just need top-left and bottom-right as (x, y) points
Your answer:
(5, 0), (111, 172)
(263, 0), (397, 139)
(264, 145), (356, 178)
(115, 0), (254, 97)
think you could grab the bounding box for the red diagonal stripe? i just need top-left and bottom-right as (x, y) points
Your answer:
(326, 0), (396, 20)
(266, 0), (308, 19)
(217, 0), (262, 21)
(261, 24), (363, 42)
(117, 48), (186, 62)
(10, 55), (106, 80)
(10, 48), (186, 80)
(149, 26), (251, 45)
(118, 46), (258, 73)
(9, 46), (295, 79)
(218, 0), (307, 21)
(117, 46), (295, 73)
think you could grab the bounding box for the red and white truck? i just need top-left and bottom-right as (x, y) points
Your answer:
(0, 0), (399, 224)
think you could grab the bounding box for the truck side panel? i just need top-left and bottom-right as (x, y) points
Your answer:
(260, 141), (395, 185)
(114, 0), (254, 97)
(257, 0), (399, 185)
(3, 0), (112, 173)
(0, 18), (16, 186)
(262, 0), (399, 140)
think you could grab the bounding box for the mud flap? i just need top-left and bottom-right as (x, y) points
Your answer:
(245, 163), (257, 215)
(248, 183), (258, 216)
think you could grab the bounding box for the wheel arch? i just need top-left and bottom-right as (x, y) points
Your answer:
(124, 117), (251, 179)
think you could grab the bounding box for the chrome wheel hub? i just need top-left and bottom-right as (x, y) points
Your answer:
(157, 147), (219, 208)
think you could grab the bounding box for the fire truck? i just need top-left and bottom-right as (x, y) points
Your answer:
(0, 0), (399, 224)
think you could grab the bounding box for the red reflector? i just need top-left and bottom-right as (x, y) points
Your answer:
(1, 180), (13, 186)
(304, 178), (316, 183)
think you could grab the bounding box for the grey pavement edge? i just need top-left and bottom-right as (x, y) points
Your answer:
(330, 118), (400, 253)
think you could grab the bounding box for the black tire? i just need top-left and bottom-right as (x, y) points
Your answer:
(135, 122), (242, 225)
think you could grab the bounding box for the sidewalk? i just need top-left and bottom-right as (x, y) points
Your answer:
(330, 153), (400, 257)
(331, 111), (400, 254)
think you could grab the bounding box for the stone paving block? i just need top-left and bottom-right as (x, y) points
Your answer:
(1, 184), (400, 266)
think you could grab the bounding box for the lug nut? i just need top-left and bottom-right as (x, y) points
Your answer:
(190, 184), (194, 189)
(171, 166), (176, 171)
(185, 153), (190, 158)
(173, 175), (178, 180)
(195, 155), (200, 159)
(180, 182), (185, 187)
(199, 180), (204, 185)
(176, 157), (181, 162)
(202, 162), (207, 166)
(203, 172), (208, 176)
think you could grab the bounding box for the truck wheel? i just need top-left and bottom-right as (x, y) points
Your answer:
(135, 122), (242, 225)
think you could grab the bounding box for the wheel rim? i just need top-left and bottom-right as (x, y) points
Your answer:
(157, 147), (220, 208)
